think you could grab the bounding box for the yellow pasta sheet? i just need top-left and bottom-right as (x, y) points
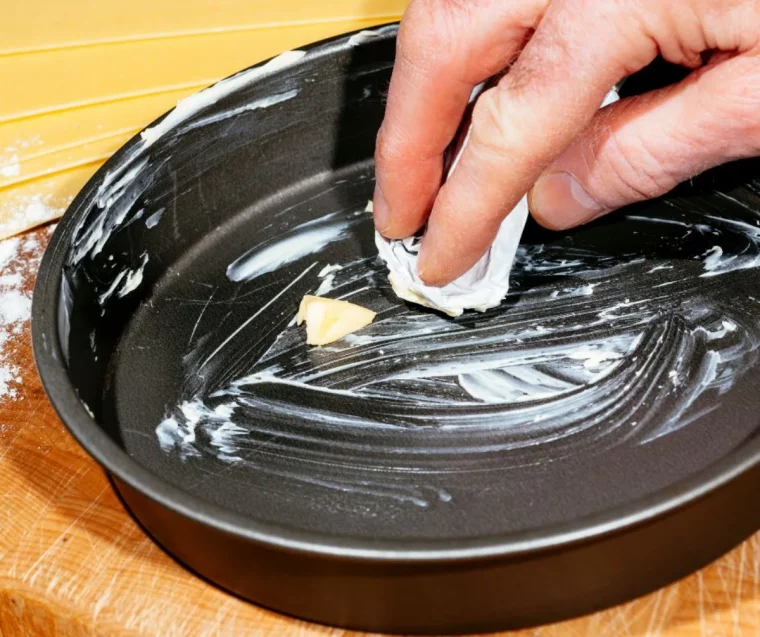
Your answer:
(0, 1), (405, 239)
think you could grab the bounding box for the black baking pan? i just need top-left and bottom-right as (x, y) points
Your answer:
(32, 23), (760, 634)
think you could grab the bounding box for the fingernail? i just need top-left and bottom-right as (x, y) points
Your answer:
(373, 184), (391, 234)
(417, 222), (431, 275)
(417, 242), (429, 280)
(416, 226), (442, 286)
(530, 171), (603, 230)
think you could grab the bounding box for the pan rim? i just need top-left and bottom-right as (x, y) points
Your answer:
(31, 22), (760, 563)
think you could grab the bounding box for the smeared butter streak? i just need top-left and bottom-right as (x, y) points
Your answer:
(153, 194), (760, 515)
(141, 51), (306, 147)
(346, 24), (399, 46)
(226, 212), (361, 282)
(181, 89), (299, 135)
(97, 252), (148, 306)
(69, 50), (309, 320)
(144, 207), (165, 229)
(117, 252), (149, 298)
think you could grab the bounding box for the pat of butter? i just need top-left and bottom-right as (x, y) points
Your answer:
(297, 295), (376, 345)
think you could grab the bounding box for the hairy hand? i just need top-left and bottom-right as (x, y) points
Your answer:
(374, 0), (760, 285)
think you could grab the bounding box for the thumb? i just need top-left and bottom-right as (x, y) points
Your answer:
(529, 53), (760, 230)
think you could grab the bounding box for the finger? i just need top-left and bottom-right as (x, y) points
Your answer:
(530, 53), (760, 229)
(374, 0), (548, 239)
(417, 0), (656, 286)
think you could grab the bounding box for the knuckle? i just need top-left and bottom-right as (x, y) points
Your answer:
(707, 71), (760, 148)
(469, 88), (515, 156)
(469, 87), (544, 172)
(672, 54), (760, 157)
(375, 126), (433, 167)
(438, 0), (472, 14)
(398, 0), (485, 76)
(398, 0), (457, 72)
(603, 131), (676, 201)
(374, 127), (404, 166)
(395, 30), (437, 80)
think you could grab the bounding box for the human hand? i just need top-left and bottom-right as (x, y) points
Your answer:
(373, 0), (760, 285)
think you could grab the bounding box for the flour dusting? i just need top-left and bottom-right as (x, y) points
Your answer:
(0, 155), (20, 178)
(0, 229), (50, 402)
(0, 193), (68, 241)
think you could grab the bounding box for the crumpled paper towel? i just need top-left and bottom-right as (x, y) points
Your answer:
(375, 84), (620, 317)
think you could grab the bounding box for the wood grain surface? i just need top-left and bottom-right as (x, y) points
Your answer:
(0, 227), (758, 636)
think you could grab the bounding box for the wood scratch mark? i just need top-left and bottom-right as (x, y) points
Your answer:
(753, 535), (760, 598)
(21, 484), (108, 585)
(734, 541), (747, 636)
(697, 570), (707, 635)
(717, 558), (732, 599)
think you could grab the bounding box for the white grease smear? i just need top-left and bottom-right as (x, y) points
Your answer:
(181, 90), (299, 134)
(642, 351), (721, 442)
(347, 24), (399, 46)
(157, 401), (241, 461)
(318, 263), (343, 277)
(702, 246), (726, 273)
(159, 194), (760, 477)
(697, 319), (737, 341)
(71, 158), (150, 265)
(700, 217), (760, 276)
(458, 367), (579, 404)
(70, 52), (306, 268)
(227, 214), (360, 282)
(567, 344), (628, 370)
(117, 253), (149, 298)
(98, 253), (149, 305)
(626, 214), (713, 234)
(200, 264), (317, 371)
(314, 263), (344, 296)
(144, 207), (165, 229)
(97, 271), (127, 306)
(141, 51), (306, 147)
(154, 197), (760, 508)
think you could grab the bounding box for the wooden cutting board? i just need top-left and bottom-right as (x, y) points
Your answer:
(0, 226), (759, 636)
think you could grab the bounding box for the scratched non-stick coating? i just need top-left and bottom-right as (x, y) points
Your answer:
(60, 26), (760, 542)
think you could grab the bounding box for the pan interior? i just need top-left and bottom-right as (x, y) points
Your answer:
(59, 31), (760, 542)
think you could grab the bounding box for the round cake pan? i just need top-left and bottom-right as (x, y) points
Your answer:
(33, 24), (760, 634)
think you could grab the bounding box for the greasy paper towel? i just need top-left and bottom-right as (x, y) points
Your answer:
(375, 86), (620, 317)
